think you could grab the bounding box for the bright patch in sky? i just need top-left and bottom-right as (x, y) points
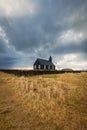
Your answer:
(0, 27), (10, 48)
(57, 54), (87, 70)
(60, 30), (84, 43)
(0, 0), (37, 17)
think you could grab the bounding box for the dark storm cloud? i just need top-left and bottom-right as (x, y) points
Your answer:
(0, 0), (66, 53)
(0, 0), (87, 69)
(50, 39), (87, 55)
(81, 39), (87, 53)
(0, 57), (17, 68)
(0, 38), (7, 53)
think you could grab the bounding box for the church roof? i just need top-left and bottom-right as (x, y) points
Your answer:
(34, 58), (55, 66)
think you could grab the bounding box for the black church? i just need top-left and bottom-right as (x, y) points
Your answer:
(33, 56), (55, 70)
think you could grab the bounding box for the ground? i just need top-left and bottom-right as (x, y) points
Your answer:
(0, 71), (87, 130)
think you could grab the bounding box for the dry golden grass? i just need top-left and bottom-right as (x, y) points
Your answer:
(0, 71), (87, 130)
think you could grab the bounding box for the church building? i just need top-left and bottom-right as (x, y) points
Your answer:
(33, 56), (55, 70)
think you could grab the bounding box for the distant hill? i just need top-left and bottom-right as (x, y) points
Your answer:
(61, 68), (74, 72)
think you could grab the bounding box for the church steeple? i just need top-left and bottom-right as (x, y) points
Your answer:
(49, 56), (52, 62)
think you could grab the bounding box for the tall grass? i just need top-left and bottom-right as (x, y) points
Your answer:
(0, 72), (87, 130)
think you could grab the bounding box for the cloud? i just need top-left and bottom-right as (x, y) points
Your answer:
(0, 0), (38, 17)
(0, 0), (87, 69)
(0, 38), (7, 53)
(56, 53), (87, 70)
(0, 26), (9, 53)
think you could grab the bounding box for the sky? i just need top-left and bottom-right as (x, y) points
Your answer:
(0, 0), (87, 70)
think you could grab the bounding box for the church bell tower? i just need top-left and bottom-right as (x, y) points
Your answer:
(49, 56), (52, 62)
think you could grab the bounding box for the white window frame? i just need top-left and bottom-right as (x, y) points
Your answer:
(44, 65), (46, 70)
(48, 65), (50, 70)
(39, 65), (40, 69)
(52, 66), (54, 70)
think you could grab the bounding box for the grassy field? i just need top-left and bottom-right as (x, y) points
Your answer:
(0, 71), (87, 130)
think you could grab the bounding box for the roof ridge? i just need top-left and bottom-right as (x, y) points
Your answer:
(37, 58), (49, 61)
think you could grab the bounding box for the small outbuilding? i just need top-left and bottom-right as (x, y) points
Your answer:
(33, 56), (55, 70)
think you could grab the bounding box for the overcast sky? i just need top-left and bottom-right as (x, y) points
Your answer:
(0, 0), (87, 70)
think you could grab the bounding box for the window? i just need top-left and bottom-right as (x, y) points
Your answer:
(46, 65), (48, 69)
(50, 66), (52, 69)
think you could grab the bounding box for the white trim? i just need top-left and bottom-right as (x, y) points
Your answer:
(52, 66), (54, 70)
(39, 65), (40, 69)
(44, 65), (46, 69)
(48, 65), (50, 70)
